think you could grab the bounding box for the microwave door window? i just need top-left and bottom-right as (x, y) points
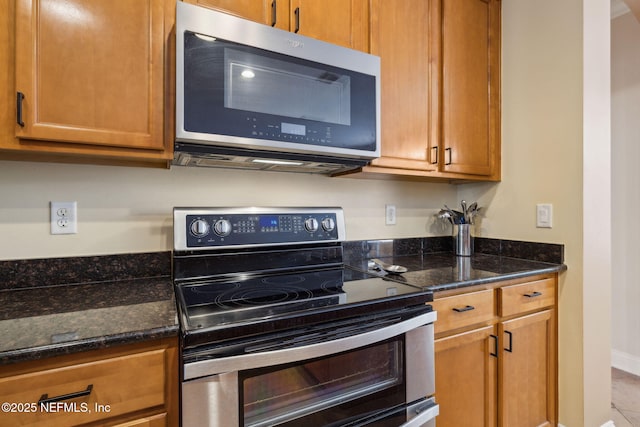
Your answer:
(224, 48), (351, 126)
(182, 31), (377, 153)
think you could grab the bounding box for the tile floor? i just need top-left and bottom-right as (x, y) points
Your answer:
(611, 368), (640, 426)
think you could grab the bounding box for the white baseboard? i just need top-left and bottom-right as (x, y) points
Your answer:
(612, 349), (640, 377)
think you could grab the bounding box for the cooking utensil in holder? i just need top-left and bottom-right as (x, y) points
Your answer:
(454, 223), (474, 256)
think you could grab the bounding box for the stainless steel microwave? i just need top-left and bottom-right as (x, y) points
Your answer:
(174, 2), (381, 174)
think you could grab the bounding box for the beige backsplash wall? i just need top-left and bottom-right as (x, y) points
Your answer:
(0, 160), (457, 260)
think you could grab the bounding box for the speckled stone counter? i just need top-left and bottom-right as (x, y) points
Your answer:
(0, 252), (177, 365)
(344, 237), (567, 292)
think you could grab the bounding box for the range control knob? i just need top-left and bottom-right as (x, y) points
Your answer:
(321, 217), (336, 232)
(304, 218), (319, 233)
(190, 219), (210, 237)
(213, 219), (232, 236)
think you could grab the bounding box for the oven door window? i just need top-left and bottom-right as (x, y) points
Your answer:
(241, 340), (404, 427)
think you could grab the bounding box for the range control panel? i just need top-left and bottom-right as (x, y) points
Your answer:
(174, 208), (345, 250)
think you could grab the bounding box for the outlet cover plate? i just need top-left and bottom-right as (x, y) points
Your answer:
(51, 201), (77, 234)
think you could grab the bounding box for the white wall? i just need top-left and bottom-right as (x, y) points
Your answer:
(0, 160), (457, 260)
(611, 11), (640, 375)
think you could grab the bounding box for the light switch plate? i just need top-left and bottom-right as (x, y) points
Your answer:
(536, 204), (553, 228)
(385, 204), (396, 225)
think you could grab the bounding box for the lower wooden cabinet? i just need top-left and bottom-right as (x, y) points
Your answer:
(433, 275), (558, 427)
(499, 310), (556, 427)
(0, 338), (178, 427)
(435, 325), (497, 427)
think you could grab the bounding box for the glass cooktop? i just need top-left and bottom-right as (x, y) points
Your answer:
(175, 266), (431, 349)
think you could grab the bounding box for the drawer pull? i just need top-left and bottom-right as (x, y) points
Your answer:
(524, 291), (542, 298)
(294, 7), (300, 33)
(452, 305), (475, 313)
(38, 384), (93, 405)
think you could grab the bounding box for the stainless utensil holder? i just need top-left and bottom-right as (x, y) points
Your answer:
(454, 224), (474, 256)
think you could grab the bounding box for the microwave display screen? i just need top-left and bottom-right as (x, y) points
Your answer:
(182, 31), (377, 152)
(281, 123), (305, 136)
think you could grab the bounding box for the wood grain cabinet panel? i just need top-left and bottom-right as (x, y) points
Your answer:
(0, 338), (178, 427)
(499, 277), (556, 318)
(358, 0), (500, 181)
(434, 0), (501, 178)
(183, 0), (290, 29)
(499, 310), (556, 427)
(1, 0), (173, 166)
(366, 0), (437, 172)
(435, 325), (497, 427)
(431, 289), (495, 335)
(187, 0), (369, 51)
(433, 275), (558, 427)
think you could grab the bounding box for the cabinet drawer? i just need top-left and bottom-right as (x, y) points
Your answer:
(432, 289), (495, 334)
(0, 349), (166, 426)
(499, 278), (556, 317)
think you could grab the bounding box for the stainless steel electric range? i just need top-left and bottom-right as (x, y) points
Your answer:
(172, 207), (438, 427)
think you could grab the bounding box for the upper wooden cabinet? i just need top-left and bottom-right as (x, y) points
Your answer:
(359, 0), (501, 182)
(184, 0), (369, 52)
(434, 0), (501, 179)
(183, 0), (290, 29)
(0, 0), (173, 166)
(366, 0), (438, 172)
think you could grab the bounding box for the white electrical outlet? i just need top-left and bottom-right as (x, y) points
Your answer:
(536, 203), (553, 228)
(385, 204), (396, 225)
(51, 201), (78, 234)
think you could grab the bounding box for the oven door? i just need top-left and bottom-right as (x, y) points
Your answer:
(181, 310), (437, 427)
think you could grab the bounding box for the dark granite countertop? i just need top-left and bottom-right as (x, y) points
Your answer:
(343, 237), (567, 293)
(0, 253), (177, 366)
(346, 252), (566, 293)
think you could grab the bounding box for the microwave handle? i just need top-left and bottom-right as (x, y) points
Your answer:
(184, 310), (437, 380)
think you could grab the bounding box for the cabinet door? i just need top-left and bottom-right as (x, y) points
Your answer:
(499, 310), (557, 427)
(291, 0), (369, 51)
(438, 0), (500, 177)
(435, 325), (497, 427)
(183, 0), (290, 30)
(14, 0), (165, 152)
(367, 0), (438, 171)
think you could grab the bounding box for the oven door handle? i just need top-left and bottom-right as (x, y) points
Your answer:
(184, 310), (437, 380)
(401, 398), (439, 427)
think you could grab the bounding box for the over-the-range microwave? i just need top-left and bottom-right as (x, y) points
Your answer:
(174, 1), (381, 174)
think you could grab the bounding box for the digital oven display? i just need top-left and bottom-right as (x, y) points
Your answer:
(259, 216), (279, 229)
